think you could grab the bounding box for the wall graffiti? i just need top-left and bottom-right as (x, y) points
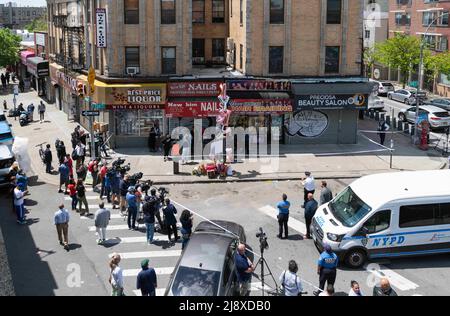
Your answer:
(284, 110), (329, 138)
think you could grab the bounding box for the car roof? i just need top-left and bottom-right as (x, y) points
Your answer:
(419, 105), (448, 112)
(0, 121), (12, 133)
(178, 233), (235, 272)
(350, 170), (450, 210)
(195, 220), (245, 239)
(0, 144), (13, 158)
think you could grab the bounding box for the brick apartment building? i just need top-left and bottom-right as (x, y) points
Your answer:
(389, 0), (450, 96)
(0, 2), (47, 29)
(45, 0), (373, 148)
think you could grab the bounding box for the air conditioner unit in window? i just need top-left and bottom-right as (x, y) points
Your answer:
(126, 67), (139, 76)
(192, 57), (205, 64)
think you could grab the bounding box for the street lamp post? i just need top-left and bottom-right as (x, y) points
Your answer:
(414, 11), (449, 144)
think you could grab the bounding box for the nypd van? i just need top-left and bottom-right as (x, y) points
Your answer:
(311, 170), (450, 268)
(0, 121), (14, 145)
(0, 144), (15, 187)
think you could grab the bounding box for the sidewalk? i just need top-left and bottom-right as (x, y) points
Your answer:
(2, 91), (447, 186)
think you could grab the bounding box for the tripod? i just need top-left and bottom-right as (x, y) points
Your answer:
(253, 246), (279, 296)
(433, 128), (449, 156)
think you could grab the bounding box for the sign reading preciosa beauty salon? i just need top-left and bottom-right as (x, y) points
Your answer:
(296, 94), (368, 109)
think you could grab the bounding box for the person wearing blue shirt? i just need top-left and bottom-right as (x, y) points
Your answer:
(304, 193), (318, 239)
(54, 204), (70, 250)
(234, 244), (255, 296)
(119, 175), (130, 212)
(58, 162), (70, 194)
(313, 244), (338, 296)
(126, 186), (138, 230)
(276, 194), (290, 239)
(136, 259), (157, 296)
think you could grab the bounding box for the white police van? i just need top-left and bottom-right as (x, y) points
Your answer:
(311, 170), (450, 268)
(0, 144), (15, 188)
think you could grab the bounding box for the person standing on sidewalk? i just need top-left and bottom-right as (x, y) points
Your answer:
(3, 100), (7, 110)
(136, 259), (157, 296)
(67, 179), (77, 211)
(180, 210), (193, 250)
(119, 175), (130, 214)
(74, 141), (86, 169)
(126, 186), (138, 230)
(235, 243), (255, 296)
(313, 244), (338, 296)
(98, 162), (108, 199)
(276, 194), (290, 240)
(304, 193), (318, 239)
(14, 185), (27, 225)
(301, 172), (315, 207)
(65, 154), (74, 179)
(163, 198), (179, 242)
(94, 202), (111, 245)
(27, 103), (35, 122)
(58, 162), (70, 194)
(148, 127), (156, 152)
(279, 260), (303, 296)
(38, 101), (46, 123)
(319, 181), (333, 205)
(109, 253), (124, 296)
(56, 141), (67, 164)
(377, 119), (390, 146)
(54, 204), (70, 250)
(76, 179), (90, 216)
(44, 144), (53, 174)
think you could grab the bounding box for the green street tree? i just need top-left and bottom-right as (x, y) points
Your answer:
(0, 28), (22, 68)
(25, 17), (48, 32)
(363, 47), (378, 79)
(375, 35), (422, 88)
(424, 50), (450, 94)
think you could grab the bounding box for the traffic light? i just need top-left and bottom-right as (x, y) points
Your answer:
(77, 83), (84, 97)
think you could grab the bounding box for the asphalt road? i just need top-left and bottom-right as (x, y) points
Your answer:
(2, 179), (450, 296)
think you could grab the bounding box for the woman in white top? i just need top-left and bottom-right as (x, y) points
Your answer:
(348, 280), (364, 296)
(109, 253), (124, 296)
(279, 260), (303, 296)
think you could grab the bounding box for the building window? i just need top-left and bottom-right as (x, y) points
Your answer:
(125, 47), (140, 69)
(325, 46), (340, 73)
(192, 0), (205, 23)
(162, 47), (176, 74)
(87, 0), (91, 23)
(365, 30), (370, 39)
(240, 0), (243, 25)
(212, 38), (225, 61)
(240, 44), (243, 69)
(161, 0), (176, 24)
(327, 0), (341, 24)
(212, 0), (225, 23)
(192, 39), (205, 65)
(270, 0), (284, 24)
(269, 46), (283, 74)
(124, 0), (139, 24)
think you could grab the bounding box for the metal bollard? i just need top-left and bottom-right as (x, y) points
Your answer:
(173, 161), (180, 175)
(375, 112), (380, 121)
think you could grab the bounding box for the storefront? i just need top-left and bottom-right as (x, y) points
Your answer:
(226, 80), (293, 144)
(290, 81), (375, 144)
(88, 82), (167, 148)
(166, 81), (223, 134)
(19, 50), (35, 88)
(26, 57), (49, 99)
(49, 63), (84, 122)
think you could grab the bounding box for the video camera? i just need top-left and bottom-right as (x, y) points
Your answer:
(137, 180), (153, 196)
(158, 187), (169, 203)
(129, 172), (143, 186)
(112, 158), (131, 175)
(256, 227), (269, 251)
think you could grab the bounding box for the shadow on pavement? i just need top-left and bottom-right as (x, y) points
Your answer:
(0, 194), (58, 296)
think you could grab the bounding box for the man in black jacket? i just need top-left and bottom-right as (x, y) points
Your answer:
(44, 144), (53, 174)
(373, 278), (398, 296)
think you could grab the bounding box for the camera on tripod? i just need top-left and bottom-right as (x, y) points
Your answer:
(256, 227), (269, 251)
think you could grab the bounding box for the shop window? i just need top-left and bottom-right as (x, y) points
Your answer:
(269, 46), (283, 74)
(327, 0), (341, 24)
(162, 47), (176, 74)
(192, 0), (205, 23)
(240, 44), (244, 69)
(115, 110), (164, 137)
(192, 39), (205, 65)
(270, 0), (284, 24)
(124, 0), (139, 24)
(212, 0), (225, 23)
(240, 0), (243, 25)
(325, 46), (340, 74)
(161, 0), (176, 24)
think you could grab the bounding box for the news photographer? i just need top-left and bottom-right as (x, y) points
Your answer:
(234, 243), (255, 297)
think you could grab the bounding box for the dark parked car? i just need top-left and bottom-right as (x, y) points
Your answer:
(425, 98), (450, 111)
(165, 220), (247, 297)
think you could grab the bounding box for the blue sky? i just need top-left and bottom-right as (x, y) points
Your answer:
(1, 0), (46, 7)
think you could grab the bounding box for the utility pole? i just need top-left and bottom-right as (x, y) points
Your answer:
(83, 0), (96, 160)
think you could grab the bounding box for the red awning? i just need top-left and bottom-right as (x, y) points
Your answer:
(20, 51), (35, 65)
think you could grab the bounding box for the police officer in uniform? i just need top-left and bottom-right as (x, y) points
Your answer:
(313, 244), (338, 296)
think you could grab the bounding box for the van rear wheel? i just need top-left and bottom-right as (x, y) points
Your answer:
(345, 249), (367, 269)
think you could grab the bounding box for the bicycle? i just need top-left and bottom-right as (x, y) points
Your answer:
(36, 142), (47, 164)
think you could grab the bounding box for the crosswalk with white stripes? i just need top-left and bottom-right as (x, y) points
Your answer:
(75, 186), (182, 296)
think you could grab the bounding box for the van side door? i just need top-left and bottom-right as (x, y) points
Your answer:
(356, 210), (392, 259)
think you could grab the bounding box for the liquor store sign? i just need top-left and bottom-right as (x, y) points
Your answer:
(104, 84), (166, 110)
(296, 94), (368, 110)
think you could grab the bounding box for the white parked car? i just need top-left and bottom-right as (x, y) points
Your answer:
(368, 95), (385, 112)
(398, 105), (450, 130)
(387, 89), (427, 105)
(370, 80), (395, 96)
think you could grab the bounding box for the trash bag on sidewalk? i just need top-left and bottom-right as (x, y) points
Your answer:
(12, 137), (33, 176)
